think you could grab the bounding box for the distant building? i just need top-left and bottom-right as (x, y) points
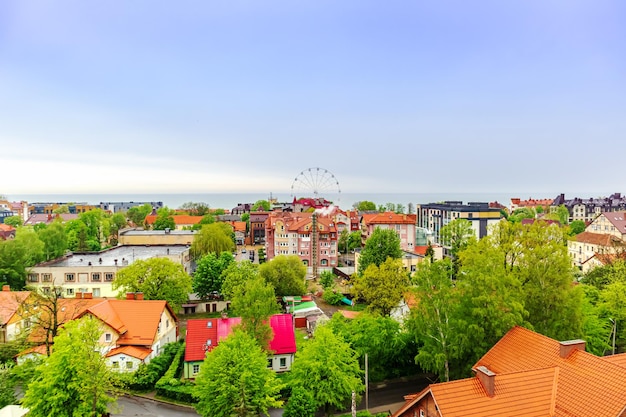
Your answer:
(28, 202), (96, 215)
(552, 192), (626, 223)
(118, 228), (196, 246)
(99, 201), (163, 213)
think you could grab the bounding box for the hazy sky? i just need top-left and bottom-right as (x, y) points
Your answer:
(1, 1), (625, 196)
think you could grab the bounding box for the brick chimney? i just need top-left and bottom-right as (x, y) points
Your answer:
(559, 339), (586, 358)
(2, 285), (10, 292)
(135, 292), (144, 300)
(126, 292), (135, 300)
(83, 292), (93, 299)
(475, 366), (496, 397)
(76, 292), (83, 299)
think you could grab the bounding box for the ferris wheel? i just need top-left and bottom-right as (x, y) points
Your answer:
(291, 167), (341, 203)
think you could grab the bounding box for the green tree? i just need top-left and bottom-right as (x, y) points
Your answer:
(258, 255), (307, 297)
(319, 270), (335, 290)
(179, 201), (211, 216)
(22, 316), (117, 417)
(352, 258), (409, 316)
(283, 387), (316, 417)
(231, 276), (280, 349)
(0, 364), (15, 408)
(439, 218), (476, 278)
(338, 229), (350, 255)
(408, 259), (463, 382)
(0, 229), (44, 289)
(252, 200), (271, 211)
(193, 252), (234, 299)
(257, 246), (266, 264)
(127, 204), (152, 226)
(191, 223), (236, 260)
(112, 258), (192, 312)
(288, 325), (364, 416)
(153, 207), (176, 231)
(221, 260), (258, 300)
(507, 207), (536, 223)
(569, 220), (586, 235)
(2, 216), (22, 227)
(37, 221), (68, 261)
(193, 329), (283, 417)
(357, 228), (402, 275)
(580, 285), (612, 356)
(353, 201), (376, 211)
(598, 281), (626, 352)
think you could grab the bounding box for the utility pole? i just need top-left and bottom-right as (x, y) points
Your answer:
(365, 353), (369, 412)
(612, 318), (617, 355)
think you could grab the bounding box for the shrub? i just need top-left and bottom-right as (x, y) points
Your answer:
(319, 271), (336, 290)
(322, 289), (344, 306)
(129, 341), (182, 391)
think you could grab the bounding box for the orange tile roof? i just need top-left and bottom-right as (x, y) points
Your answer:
(106, 345), (152, 360)
(0, 224), (15, 232)
(394, 326), (626, 417)
(604, 353), (626, 369)
(0, 290), (30, 325)
(362, 212), (417, 225)
(574, 231), (619, 246)
(144, 215), (203, 225)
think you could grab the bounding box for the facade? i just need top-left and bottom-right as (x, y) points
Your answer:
(249, 212), (269, 245)
(118, 228), (196, 246)
(0, 224), (16, 240)
(392, 326), (626, 417)
(99, 201), (163, 213)
(28, 202), (96, 215)
(360, 212), (417, 252)
(568, 231), (623, 273)
(183, 314), (296, 379)
(416, 201), (503, 246)
(28, 245), (192, 298)
(509, 197), (553, 213)
(265, 211), (338, 269)
(586, 211), (626, 241)
(144, 214), (203, 230)
(552, 192), (626, 223)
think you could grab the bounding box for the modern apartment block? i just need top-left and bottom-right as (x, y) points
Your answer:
(416, 201), (503, 245)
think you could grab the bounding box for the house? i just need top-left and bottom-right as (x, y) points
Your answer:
(586, 211), (626, 241)
(28, 244), (192, 298)
(99, 201), (163, 214)
(21, 294), (178, 371)
(144, 214), (203, 230)
(183, 314), (296, 378)
(249, 212), (269, 245)
(0, 224), (16, 240)
(118, 228), (197, 246)
(360, 212), (417, 252)
(0, 286), (32, 343)
(391, 325), (626, 417)
(552, 192), (626, 223)
(509, 197), (553, 213)
(23, 213), (79, 227)
(568, 231), (623, 272)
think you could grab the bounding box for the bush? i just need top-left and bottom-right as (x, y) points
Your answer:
(322, 289), (345, 306)
(129, 341), (182, 391)
(155, 342), (196, 403)
(319, 271), (336, 290)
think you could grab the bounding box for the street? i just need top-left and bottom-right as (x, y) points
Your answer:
(113, 395), (200, 417)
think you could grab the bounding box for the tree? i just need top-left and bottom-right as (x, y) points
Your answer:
(258, 255), (307, 297)
(193, 252), (235, 299)
(507, 207), (536, 223)
(353, 201), (376, 211)
(22, 316), (117, 417)
(408, 259), (463, 382)
(288, 325), (364, 416)
(357, 228), (402, 275)
(0, 364), (15, 408)
(3, 216), (22, 227)
(112, 257), (192, 312)
(257, 246), (266, 264)
(352, 258), (409, 316)
(193, 329), (283, 417)
(221, 260), (258, 301)
(439, 218), (476, 278)
(153, 207), (176, 230)
(569, 220), (586, 235)
(0, 229), (44, 289)
(22, 285), (66, 356)
(231, 276), (280, 349)
(191, 223), (235, 260)
(252, 200), (271, 211)
(36, 221), (68, 261)
(283, 387), (316, 417)
(338, 229), (350, 255)
(126, 204), (152, 226)
(179, 201), (211, 216)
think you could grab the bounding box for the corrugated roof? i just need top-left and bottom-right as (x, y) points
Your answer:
(268, 314), (296, 355)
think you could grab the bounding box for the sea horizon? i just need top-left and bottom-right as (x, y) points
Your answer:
(4, 191), (571, 211)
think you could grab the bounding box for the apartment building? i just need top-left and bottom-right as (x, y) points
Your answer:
(552, 192), (626, 223)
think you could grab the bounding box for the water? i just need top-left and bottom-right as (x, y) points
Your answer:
(4, 192), (540, 211)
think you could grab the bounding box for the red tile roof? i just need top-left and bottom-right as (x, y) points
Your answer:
(574, 231), (620, 246)
(106, 345), (152, 360)
(362, 212), (417, 225)
(184, 319), (218, 362)
(0, 290), (30, 325)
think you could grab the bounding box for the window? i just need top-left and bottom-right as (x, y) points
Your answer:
(66, 288), (74, 296)
(42, 273), (51, 282)
(92, 288), (100, 297)
(28, 274), (39, 282)
(105, 333), (112, 342)
(112, 361), (119, 369)
(92, 273), (101, 281)
(105, 273), (114, 281)
(420, 410), (425, 417)
(267, 358), (273, 368)
(126, 362), (133, 369)
(279, 357), (286, 368)
(65, 273), (75, 282)
(193, 364), (200, 375)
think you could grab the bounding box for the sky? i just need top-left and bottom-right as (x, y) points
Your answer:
(1, 1), (625, 197)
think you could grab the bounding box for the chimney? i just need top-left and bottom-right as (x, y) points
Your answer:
(135, 292), (144, 300)
(559, 339), (586, 358)
(2, 285), (10, 292)
(83, 292), (93, 299)
(76, 292), (83, 299)
(126, 292), (135, 300)
(475, 366), (496, 397)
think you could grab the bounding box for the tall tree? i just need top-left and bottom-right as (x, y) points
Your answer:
(221, 260), (258, 301)
(179, 201), (211, 216)
(252, 200), (271, 211)
(231, 275), (280, 349)
(191, 223), (235, 260)
(258, 255), (307, 297)
(357, 228), (402, 275)
(153, 207), (176, 230)
(193, 252), (235, 299)
(126, 204), (152, 226)
(22, 316), (117, 417)
(0, 229), (44, 289)
(112, 257), (192, 312)
(0, 364), (15, 408)
(193, 329), (283, 417)
(439, 218), (476, 278)
(353, 201), (376, 211)
(283, 386), (316, 417)
(288, 325), (364, 416)
(37, 221), (68, 261)
(352, 258), (409, 316)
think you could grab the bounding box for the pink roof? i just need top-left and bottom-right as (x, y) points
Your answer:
(268, 314), (297, 355)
